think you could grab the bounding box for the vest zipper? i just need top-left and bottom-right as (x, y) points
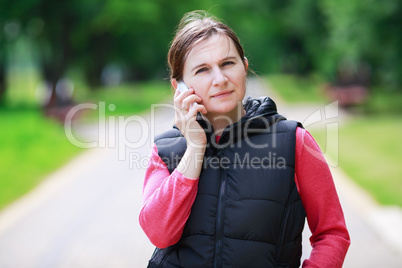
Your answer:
(211, 114), (279, 267)
(213, 163), (227, 268)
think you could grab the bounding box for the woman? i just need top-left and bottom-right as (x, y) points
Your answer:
(140, 10), (350, 268)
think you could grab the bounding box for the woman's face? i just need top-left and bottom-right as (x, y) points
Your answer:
(181, 34), (248, 121)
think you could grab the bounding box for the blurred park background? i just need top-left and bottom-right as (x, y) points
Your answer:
(1, 0), (402, 263)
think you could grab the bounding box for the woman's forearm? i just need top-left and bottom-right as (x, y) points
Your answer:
(176, 145), (206, 179)
(139, 144), (200, 248)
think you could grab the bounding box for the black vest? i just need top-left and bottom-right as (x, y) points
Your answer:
(149, 97), (306, 268)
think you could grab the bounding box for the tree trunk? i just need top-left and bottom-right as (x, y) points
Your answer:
(42, 15), (72, 108)
(84, 33), (112, 90)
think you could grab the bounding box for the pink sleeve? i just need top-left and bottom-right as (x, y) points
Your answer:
(295, 127), (350, 267)
(139, 144), (199, 248)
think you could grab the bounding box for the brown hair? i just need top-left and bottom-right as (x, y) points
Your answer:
(167, 10), (246, 81)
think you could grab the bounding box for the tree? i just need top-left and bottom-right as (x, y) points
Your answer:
(318, 0), (402, 88)
(0, 0), (38, 106)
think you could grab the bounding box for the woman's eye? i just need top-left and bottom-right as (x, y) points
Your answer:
(195, 67), (208, 75)
(222, 61), (235, 67)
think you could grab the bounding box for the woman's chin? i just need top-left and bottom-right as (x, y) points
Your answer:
(207, 102), (244, 118)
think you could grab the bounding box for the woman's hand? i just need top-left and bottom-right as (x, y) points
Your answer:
(174, 88), (208, 179)
(174, 87), (208, 149)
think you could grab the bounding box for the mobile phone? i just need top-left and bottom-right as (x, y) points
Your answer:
(177, 81), (196, 107)
(177, 81), (189, 93)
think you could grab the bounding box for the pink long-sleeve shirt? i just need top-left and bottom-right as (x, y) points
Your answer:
(139, 127), (350, 267)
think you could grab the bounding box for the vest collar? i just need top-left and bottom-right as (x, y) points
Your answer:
(194, 97), (286, 151)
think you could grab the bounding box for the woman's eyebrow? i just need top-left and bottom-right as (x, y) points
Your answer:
(191, 63), (207, 72)
(222, 56), (237, 61)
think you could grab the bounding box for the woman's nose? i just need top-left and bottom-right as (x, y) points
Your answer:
(212, 68), (228, 86)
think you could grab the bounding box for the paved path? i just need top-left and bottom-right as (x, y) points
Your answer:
(0, 78), (402, 267)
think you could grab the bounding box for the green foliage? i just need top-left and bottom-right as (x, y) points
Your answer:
(318, 0), (402, 86)
(1, 0), (402, 104)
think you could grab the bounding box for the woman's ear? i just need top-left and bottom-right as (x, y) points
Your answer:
(244, 57), (249, 71)
(171, 79), (178, 90)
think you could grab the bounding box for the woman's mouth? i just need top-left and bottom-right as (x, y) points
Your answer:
(212, 90), (233, 98)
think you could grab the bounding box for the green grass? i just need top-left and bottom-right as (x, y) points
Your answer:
(0, 107), (82, 211)
(310, 116), (402, 207)
(265, 73), (327, 103)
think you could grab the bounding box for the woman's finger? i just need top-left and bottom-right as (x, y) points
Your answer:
(181, 94), (201, 111)
(186, 103), (207, 118)
(174, 88), (194, 111)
